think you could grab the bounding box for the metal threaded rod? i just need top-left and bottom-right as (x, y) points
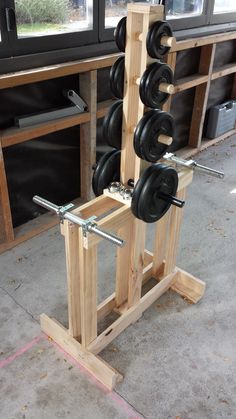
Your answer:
(33, 195), (125, 248)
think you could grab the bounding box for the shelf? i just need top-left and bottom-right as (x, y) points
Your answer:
(172, 30), (236, 52)
(211, 63), (236, 81)
(0, 54), (121, 89)
(0, 99), (113, 148)
(174, 74), (208, 93)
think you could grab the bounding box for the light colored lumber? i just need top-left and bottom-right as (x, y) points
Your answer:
(152, 211), (170, 278)
(97, 293), (116, 322)
(78, 229), (97, 348)
(0, 54), (122, 89)
(164, 188), (186, 276)
(73, 194), (122, 219)
(115, 220), (133, 307)
(171, 268), (206, 303)
(158, 134), (173, 146)
(189, 44), (216, 148)
(0, 143), (14, 243)
(88, 270), (178, 355)
(79, 70), (97, 201)
(128, 219), (146, 307)
(174, 74), (209, 93)
(161, 36), (175, 47)
(64, 221), (81, 338)
(159, 82), (174, 94)
(40, 314), (123, 389)
(83, 205), (132, 249)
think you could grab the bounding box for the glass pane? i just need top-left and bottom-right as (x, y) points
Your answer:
(214, 0), (236, 13)
(105, 0), (204, 28)
(15, 0), (93, 38)
(105, 0), (151, 28)
(166, 0), (204, 19)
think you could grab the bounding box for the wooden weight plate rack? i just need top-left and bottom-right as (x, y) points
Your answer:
(41, 4), (206, 390)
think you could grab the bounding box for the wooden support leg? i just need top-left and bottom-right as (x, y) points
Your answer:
(164, 188), (186, 276)
(40, 314), (123, 390)
(152, 211), (170, 278)
(0, 143), (14, 244)
(172, 269), (206, 304)
(115, 219), (133, 308)
(128, 219), (146, 308)
(79, 228), (97, 348)
(64, 221), (81, 339)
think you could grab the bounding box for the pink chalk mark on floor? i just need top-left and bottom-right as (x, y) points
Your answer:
(0, 334), (45, 369)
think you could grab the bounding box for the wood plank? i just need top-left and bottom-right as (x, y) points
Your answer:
(1, 112), (90, 148)
(115, 221), (133, 307)
(88, 270), (178, 355)
(73, 194), (122, 219)
(79, 229), (97, 348)
(84, 205), (132, 249)
(171, 31), (236, 52)
(128, 219), (146, 307)
(0, 100), (113, 149)
(80, 70), (97, 201)
(40, 314), (123, 390)
(64, 221), (81, 339)
(174, 74), (209, 93)
(201, 129), (236, 149)
(189, 44), (216, 148)
(164, 188), (186, 276)
(0, 54), (122, 89)
(97, 293), (116, 322)
(171, 268), (206, 303)
(0, 143), (14, 243)
(152, 212), (170, 278)
(211, 62), (236, 81)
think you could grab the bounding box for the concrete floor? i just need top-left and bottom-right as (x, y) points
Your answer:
(0, 136), (236, 419)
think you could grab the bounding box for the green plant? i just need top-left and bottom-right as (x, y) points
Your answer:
(16, 0), (71, 24)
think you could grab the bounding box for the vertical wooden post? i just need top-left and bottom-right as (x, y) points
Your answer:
(189, 44), (216, 148)
(115, 219), (133, 307)
(64, 221), (81, 339)
(116, 5), (165, 309)
(78, 229), (97, 348)
(80, 70), (97, 201)
(0, 142), (14, 244)
(152, 212), (170, 278)
(164, 188), (186, 276)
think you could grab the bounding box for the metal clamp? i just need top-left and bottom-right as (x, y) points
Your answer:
(33, 196), (125, 248)
(163, 153), (224, 179)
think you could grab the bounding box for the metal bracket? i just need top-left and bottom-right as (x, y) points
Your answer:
(64, 90), (88, 112)
(58, 203), (75, 224)
(163, 153), (224, 179)
(81, 216), (97, 237)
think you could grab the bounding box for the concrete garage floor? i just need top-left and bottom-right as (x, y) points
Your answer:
(0, 136), (236, 419)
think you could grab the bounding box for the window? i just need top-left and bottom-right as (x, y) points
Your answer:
(15, 0), (93, 38)
(166, 0), (204, 19)
(214, 0), (236, 14)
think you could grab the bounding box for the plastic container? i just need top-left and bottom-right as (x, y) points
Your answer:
(206, 100), (236, 139)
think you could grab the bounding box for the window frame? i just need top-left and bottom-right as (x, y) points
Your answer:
(0, 0), (99, 58)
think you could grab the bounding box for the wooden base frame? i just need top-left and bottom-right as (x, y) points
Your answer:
(41, 169), (205, 390)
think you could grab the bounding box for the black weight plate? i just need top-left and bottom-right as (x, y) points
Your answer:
(131, 163), (178, 223)
(114, 17), (127, 52)
(147, 20), (173, 59)
(92, 149), (121, 196)
(134, 109), (174, 162)
(103, 100), (123, 149)
(140, 62), (174, 108)
(110, 56), (125, 99)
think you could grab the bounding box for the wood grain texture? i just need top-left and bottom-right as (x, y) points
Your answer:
(0, 143), (14, 243)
